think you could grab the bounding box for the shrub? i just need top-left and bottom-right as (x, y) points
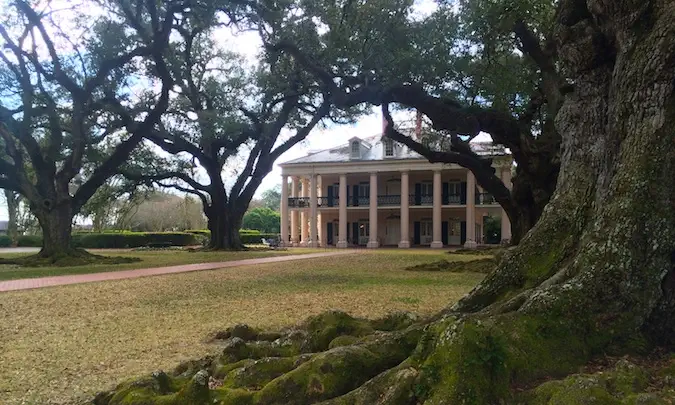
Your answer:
(71, 232), (199, 249)
(185, 229), (210, 236)
(17, 235), (43, 247)
(240, 233), (280, 245)
(0, 235), (12, 247)
(185, 229), (278, 245)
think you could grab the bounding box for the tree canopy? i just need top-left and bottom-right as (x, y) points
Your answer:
(0, 0), (178, 259)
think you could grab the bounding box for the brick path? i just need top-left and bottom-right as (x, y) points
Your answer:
(0, 251), (354, 293)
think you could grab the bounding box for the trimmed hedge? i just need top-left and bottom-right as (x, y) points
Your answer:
(17, 235), (42, 247)
(10, 231), (278, 249)
(186, 229), (279, 244)
(0, 235), (12, 247)
(241, 233), (280, 244)
(12, 232), (201, 249)
(72, 232), (200, 248)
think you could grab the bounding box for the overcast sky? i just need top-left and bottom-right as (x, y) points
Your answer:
(0, 0), (488, 221)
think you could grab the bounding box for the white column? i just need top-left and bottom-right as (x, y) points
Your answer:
(280, 175), (289, 247)
(367, 172), (379, 248)
(309, 174), (318, 248)
(300, 178), (308, 246)
(501, 167), (512, 243)
(465, 171), (478, 248)
(337, 174), (348, 248)
(290, 176), (299, 246)
(398, 171), (410, 248)
(431, 169), (443, 248)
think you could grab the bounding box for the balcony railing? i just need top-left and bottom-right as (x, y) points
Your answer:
(444, 194), (462, 205)
(476, 193), (497, 205)
(377, 195), (401, 206)
(288, 193), (488, 207)
(288, 197), (310, 208)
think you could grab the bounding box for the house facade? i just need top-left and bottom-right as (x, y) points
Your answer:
(278, 135), (513, 248)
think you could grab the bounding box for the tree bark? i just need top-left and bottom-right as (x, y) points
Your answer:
(207, 208), (245, 250)
(4, 189), (20, 245)
(33, 201), (77, 258)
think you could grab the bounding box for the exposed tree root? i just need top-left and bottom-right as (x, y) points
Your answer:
(405, 258), (495, 274)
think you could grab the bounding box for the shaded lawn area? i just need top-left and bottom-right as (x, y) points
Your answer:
(0, 249), (485, 405)
(0, 247), (321, 281)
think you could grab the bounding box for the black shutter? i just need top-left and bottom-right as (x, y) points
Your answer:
(353, 222), (360, 245)
(442, 182), (449, 205)
(460, 221), (467, 245)
(353, 185), (359, 207)
(327, 222), (333, 245)
(327, 186), (334, 207)
(460, 182), (467, 204)
(414, 222), (421, 245)
(475, 186), (480, 205)
(347, 222), (351, 244)
(442, 221), (449, 245)
(414, 183), (422, 205)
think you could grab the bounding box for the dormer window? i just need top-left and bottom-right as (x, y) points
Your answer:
(383, 138), (394, 157)
(350, 140), (360, 159)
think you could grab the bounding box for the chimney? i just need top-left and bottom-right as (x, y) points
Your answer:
(381, 111), (388, 137)
(414, 109), (423, 140)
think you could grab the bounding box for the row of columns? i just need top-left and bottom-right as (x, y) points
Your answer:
(281, 169), (511, 248)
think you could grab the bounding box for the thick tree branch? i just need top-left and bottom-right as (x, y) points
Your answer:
(381, 104), (517, 220)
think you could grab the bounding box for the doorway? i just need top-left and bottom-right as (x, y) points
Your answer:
(385, 218), (400, 246)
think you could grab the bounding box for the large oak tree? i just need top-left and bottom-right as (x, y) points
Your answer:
(123, 6), (330, 249)
(0, 0), (178, 260)
(99, 0), (674, 402)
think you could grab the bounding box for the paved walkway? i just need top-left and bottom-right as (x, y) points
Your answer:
(0, 251), (354, 293)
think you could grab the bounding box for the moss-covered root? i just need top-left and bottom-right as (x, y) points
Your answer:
(105, 370), (210, 405)
(318, 365), (420, 405)
(411, 313), (610, 404)
(253, 326), (423, 405)
(520, 359), (675, 404)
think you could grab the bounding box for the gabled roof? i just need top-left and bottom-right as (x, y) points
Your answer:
(281, 134), (509, 166)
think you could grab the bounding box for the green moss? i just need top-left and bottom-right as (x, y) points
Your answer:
(212, 324), (259, 341)
(253, 346), (382, 405)
(219, 338), (300, 364)
(328, 335), (359, 349)
(520, 360), (652, 404)
(300, 311), (374, 352)
(212, 359), (256, 379)
(404, 258), (495, 273)
(370, 311), (420, 331)
(221, 357), (296, 389)
(253, 328), (421, 405)
(210, 387), (255, 404)
(108, 371), (209, 405)
(523, 245), (564, 288)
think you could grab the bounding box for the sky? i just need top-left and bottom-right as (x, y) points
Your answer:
(0, 0), (483, 221)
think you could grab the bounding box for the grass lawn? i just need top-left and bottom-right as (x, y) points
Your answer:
(0, 247), (321, 281)
(0, 249), (485, 405)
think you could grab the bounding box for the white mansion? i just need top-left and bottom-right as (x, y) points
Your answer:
(278, 134), (513, 248)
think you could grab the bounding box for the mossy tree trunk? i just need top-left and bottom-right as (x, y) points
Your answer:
(203, 171), (246, 251)
(4, 189), (20, 245)
(32, 200), (79, 258)
(100, 1), (675, 403)
(206, 207), (245, 250)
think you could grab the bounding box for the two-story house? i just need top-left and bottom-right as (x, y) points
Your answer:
(278, 134), (512, 248)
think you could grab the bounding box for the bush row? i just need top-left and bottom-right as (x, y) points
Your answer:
(12, 232), (201, 248)
(0, 235), (12, 247)
(186, 229), (279, 244)
(8, 230), (281, 248)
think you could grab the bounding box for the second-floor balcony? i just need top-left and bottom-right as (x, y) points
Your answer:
(289, 192), (498, 208)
